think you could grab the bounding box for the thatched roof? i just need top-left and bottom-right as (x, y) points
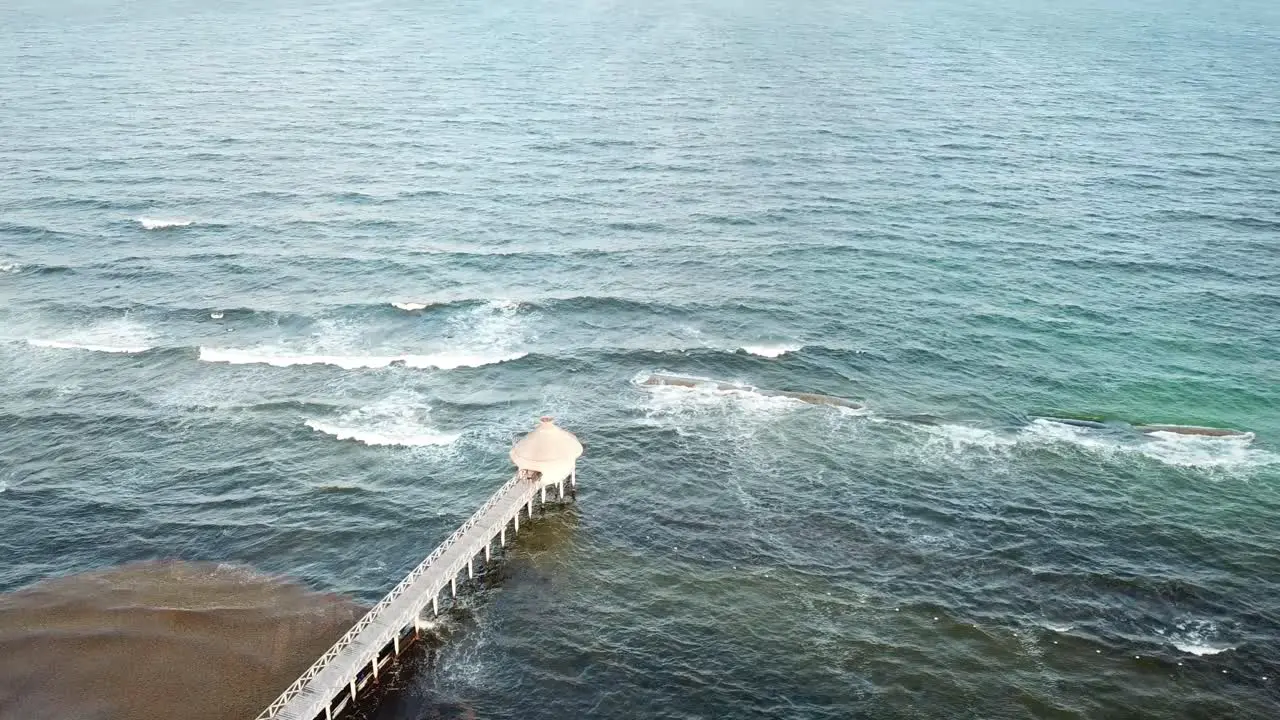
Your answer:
(510, 416), (583, 473)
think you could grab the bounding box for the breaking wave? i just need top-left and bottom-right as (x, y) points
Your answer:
(391, 301), (432, 311)
(23, 318), (156, 355)
(27, 338), (153, 354)
(305, 420), (460, 447)
(740, 344), (803, 358)
(305, 392), (462, 447)
(0, 262), (19, 273)
(136, 217), (194, 230)
(1158, 619), (1237, 656)
(198, 347), (526, 370)
(1173, 642), (1234, 656)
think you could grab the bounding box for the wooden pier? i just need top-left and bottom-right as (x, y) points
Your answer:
(255, 418), (582, 720)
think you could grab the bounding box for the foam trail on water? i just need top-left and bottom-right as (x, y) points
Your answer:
(924, 423), (1019, 452)
(137, 217), (194, 230)
(0, 262), (19, 273)
(1139, 431), (1267, 469)
(305, 392), (462, 447)
(740, 344), (802, 358)
(1023, 419), (1275, 470)
(636, 373), (806, 418)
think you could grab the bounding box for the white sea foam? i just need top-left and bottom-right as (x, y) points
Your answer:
(741, 344), (802, 358)
(391, 301), (431, 311)
(0, 262), (19, 273)
(198, 346), (525, 370)
(305, 393), (461, 447)
(484, 298), (525, 312)
(26, 318), (154, 355)
(199, 348), (399, 368)
(28, 339), (152, 354)
(1139, 430), (1268, 469)
(926, 420), (1013, 448)
(897, 417), (1276, 472)
(198, 299), (529, 372)
(1023, 419), (1275, 471)
(1173, 642), (1233, 656)
(137, 217), (193, 230)
(209, 311), (224, 320)
(401, 351), (527, 369)
(1160, 619), (1236, 656)
(638, 375), (805, 418)
(305, 420), (460, 447)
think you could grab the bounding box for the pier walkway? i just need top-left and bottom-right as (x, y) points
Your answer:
(258, 473), (570, 720)
(255, 417), (583, 720)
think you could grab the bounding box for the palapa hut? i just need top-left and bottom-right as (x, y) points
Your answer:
(510, 416), (583, 490)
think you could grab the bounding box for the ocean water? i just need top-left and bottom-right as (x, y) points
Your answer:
(2, 0), (1279, 717)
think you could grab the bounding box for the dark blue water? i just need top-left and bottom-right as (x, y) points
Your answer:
(2, 0), (1278, 717)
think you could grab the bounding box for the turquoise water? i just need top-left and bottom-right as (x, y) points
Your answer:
(2, 0), (1279, 717)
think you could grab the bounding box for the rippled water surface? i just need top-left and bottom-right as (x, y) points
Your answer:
(2, 0), (1279, 718)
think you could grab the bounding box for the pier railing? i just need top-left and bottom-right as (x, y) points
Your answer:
(255, 474), (526, 720)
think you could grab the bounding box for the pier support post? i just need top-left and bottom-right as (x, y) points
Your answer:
(394, 635), (400, 655)
(432, 595), (439, 616)
(541, 485), (547, 505)
(501, 527), (507, 546)
(326, 704), (333, 720)
(371, 657), (378, 680)
(485, 542), (492, 562)
(350, 679), (357, 702)
(514, 512), (519, 533)
(558, 480), (564, 500)
(468, 556), (474, 579)
(571, 468), (577, 487)
(450, 576), (457, 597)
(527, 499), (533, 518)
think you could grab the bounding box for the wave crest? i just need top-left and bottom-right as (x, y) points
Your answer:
(1159, 619), (1237, 656)
(740, 344), (802, 358)
(198, 347), (526, 370)
(304, 392), (462, 447)
(28, 339), (153, 354)
(391, 301), (432, 311)
(24, 319), (155, 355)
(137, 217), (193, 230)
(305, 420), (460, 447)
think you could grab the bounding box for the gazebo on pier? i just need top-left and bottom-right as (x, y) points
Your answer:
(510, 416), (583, 501)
